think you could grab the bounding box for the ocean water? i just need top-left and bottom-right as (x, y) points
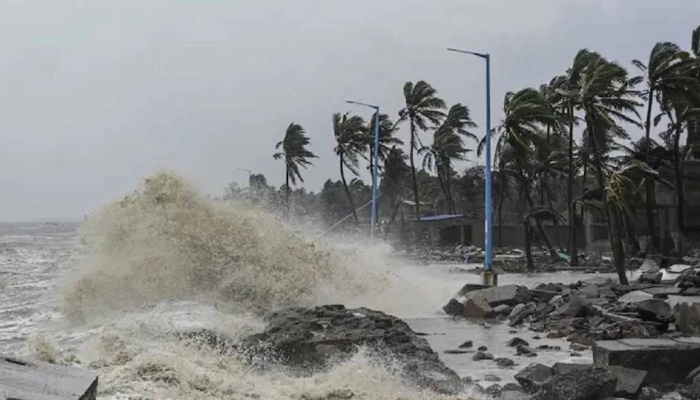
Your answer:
(0, 172), (612, 399)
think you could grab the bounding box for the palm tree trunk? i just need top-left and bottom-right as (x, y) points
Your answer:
(623, 210), (641, 256)
(523, 220), (535, 270)
(520, 171), (557, 260)
(567, 101), (579, 266)
(435, 167), (449, 214)
(285, 166), (290, 218)
(589, 126), (628, 284)
(674, 125), (686, 249)
(445, 167), (456, 214)
(545, 184), (564, 251)
(339, 155), (359, 224)
(409, 121), (421, 219)
(644, 90), (660, 251)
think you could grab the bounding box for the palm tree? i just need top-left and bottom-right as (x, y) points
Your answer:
(633, 42), (698, 251)
(273, 123), (317, 215)
(688, 26), (700, 157)
(577, 54), (642, 284)
(495, 88), (560, 264)
(558, 49), (600, 265)
(399, 81), (446, 219)
(381, 146), (410, 224)
(420, 104), (477, 214)
(656, 87), (700, 242)
(366, 113), (404, 175)
(332, 112), (367, 224)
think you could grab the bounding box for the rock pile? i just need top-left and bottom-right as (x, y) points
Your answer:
(443, 261), (700, 345)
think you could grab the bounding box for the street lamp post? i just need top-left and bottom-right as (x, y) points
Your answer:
(447, 48), (496, 286)
(346, 100), (380, 237)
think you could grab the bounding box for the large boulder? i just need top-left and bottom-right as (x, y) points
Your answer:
(533, 366), (617, 400)
(515, 363), (554, 394)
(240, 305), (462, 394)
(637, 299), (675, 324)
(639, 259), (661, 273)
(676, 267), (700, 289)
(607, 365), (647, 398)
(639, 271), (663, 284)
(509, 303), (537, 326)
(462, 296), (494, 318)
(443, 299), (464, 316)
(553, 296), (595, 318)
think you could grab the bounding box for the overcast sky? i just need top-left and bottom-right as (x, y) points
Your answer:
(1, 0), (699, 221)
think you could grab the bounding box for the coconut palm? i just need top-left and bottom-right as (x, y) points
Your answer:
(332, 112), (367, 224)
(366, 113), (404, 175)
(398, 81), (446, 219)
(656, 87), (700, 240)
(557, 49), (601, 265)
(420, 104), (477, 214)
(492, 88), (561, 266)
(576, 54), (643, 284)
(381, 146), (410, 224)
(273, 123), (317, 215)
(689, 26), (700, 156)
(633, 42), (699, 250)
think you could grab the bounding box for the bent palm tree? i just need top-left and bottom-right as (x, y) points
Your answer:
(420, 104), (477, 214)
(399, 81), (446, 219)
(367, 113), (403, 175)
(333, 113), (367, 224)
(558, 49), (600, 265)
(578, 55), (642, 284)
(496, 88), (560, 265)
(382, 146), (410, 224)
(273, 123), (317, 216)
(633, 42), (698, 251)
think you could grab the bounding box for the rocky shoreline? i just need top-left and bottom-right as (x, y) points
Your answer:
(173, 258), (700, 400)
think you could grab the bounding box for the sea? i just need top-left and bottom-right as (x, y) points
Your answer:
(0, 172), (617, 400)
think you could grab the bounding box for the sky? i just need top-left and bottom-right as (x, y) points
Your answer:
(0, 0), (699, 221)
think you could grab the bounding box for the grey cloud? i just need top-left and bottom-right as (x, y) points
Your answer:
(0, 0), (698, 220)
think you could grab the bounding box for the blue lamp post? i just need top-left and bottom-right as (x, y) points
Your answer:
(347, 100), (380, 237)
(447, 48), (496, 286)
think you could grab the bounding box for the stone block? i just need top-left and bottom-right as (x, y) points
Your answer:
(593, 338), (700, 384)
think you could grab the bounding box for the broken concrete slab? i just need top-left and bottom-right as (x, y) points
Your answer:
(467, 285), (532, 307)
(593, 338), (700, 384)
(642, 287), (682, 297)
(669, 264), (693, 274)
(618, 291), (654, 304)
(0, 355), (98, 400)
(606, 365), (647, 399)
